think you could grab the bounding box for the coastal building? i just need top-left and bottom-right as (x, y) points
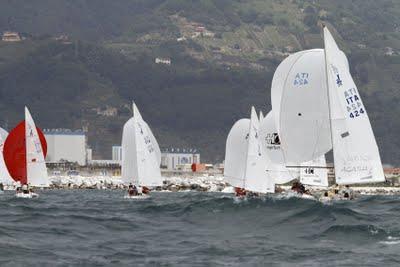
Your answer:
(44, 129), (88, 166)
(2, 31), (21, 42)
(95, 106), (118, 117)
(155, 58), (171, 65)
(112, 145), (123, 162)
(86, 148), (93, 162)
(384, 47), (395, 56)
(161, 148), (200, 170)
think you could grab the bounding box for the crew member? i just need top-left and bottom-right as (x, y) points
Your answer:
(128, 183), (138, 196)
(22, 184), (29, 194)
(235, 187), (246, 197)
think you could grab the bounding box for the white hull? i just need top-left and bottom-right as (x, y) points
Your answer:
(284, 191), (316, 200)
(124, 194), (150, 200)
(15, 192), (39, 199)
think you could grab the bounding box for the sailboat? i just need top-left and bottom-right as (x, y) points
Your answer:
(3, 107), (49, 198)
(270, 27), (384, 189)
(224, 107), (275, 195)
(121, 102), (163, 199)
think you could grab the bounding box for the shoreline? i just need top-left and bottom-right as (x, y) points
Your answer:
(3, 175), (400, 196)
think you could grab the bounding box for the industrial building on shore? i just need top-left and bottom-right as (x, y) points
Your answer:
(160, 148), (200, 170)
(44, 129), (90, 166)
(111, 146), (201, 171)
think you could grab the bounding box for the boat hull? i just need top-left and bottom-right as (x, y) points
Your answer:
(124, 194), (150, 200)
(15, 192), (39, 198)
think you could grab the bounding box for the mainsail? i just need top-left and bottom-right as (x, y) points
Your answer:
(224, 107), (274, 193)
(121, 103), (163, 187)
(271, 49), (332, 165)
(259, 110), (298, 184)
(224, 119), (249, 188)
(324, 27), (385, 184)
(25, 107), (49, 187)
(245, 107), (275, 193)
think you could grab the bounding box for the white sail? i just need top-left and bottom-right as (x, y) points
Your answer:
(0, 128), (13, 185)
(143, 121), (161, 166)
(259, 110), (264, 121)
(121, 117), (137, 184)
(259, 111), (298, 184)
(121, 103), (163, 187)
(324, 27), (385, 184)
(271, 49), (332, 165)
(0, 128), (7, 141)
(25, 107), (49, 187)
(300, 155), (328, 187)
(224, 118), (250, 188)
(245, 107), (275, 193)
(224, 107), (274, 193)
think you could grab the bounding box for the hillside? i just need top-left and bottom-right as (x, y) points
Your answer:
(0, 0), (399, 164)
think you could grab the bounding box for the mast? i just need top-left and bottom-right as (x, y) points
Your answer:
(322, 26), (336, 181)
(242, 108), (253, 189)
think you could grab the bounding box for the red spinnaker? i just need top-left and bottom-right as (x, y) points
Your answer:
(3, 121), (47, 184)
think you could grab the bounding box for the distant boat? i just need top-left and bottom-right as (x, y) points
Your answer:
(224, 107), (274, 194)
(3, 107), (48, 197)
(121, 103), (163, 189)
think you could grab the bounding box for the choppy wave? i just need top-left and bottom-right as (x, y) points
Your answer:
(0, 190), (399, 266)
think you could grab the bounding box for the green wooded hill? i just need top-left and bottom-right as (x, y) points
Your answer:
(0, 0), (399, 164)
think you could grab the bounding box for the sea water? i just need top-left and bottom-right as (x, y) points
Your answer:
(0, 190), (399, 266)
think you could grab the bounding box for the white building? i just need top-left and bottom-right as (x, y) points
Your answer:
(2, 31), (21, 42)
(155, 57), (171, 65)
(161, 148), (200, 170)
(86, 148), (93, 162)
(44, 129), (87, 166)
(112, 145), (123, 162)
